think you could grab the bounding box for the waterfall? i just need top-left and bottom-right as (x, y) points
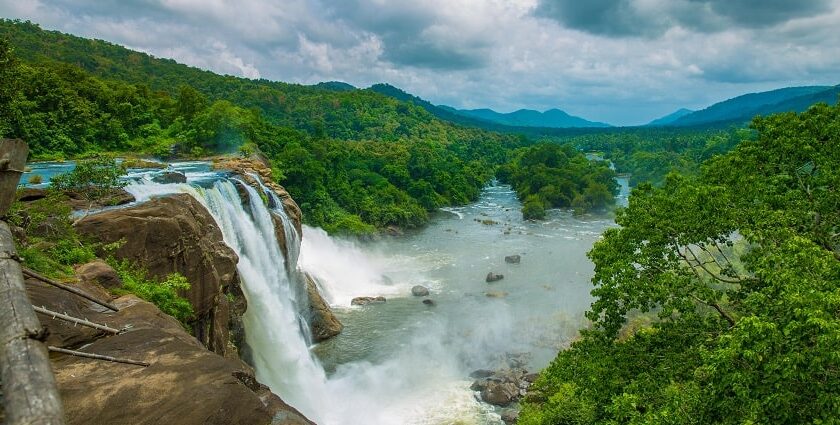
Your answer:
(125, 171), (486, 425)
(126, 178), (329, 422)
(249, 173), (301, 269)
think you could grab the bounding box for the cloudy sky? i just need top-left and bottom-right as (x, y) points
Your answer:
(2, 0), (839, 125)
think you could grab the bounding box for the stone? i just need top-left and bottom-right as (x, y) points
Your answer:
(486, 272), (504, 283)
(480, 381), (520, 407)
(304, 273), (343, 341)
(485, 291), (508, 298)
(74, 193), (239, 356)
(411, 285), (430, 296)
(500, 408), (520, 424)
(351, 296), (387, 306)
(46, 293), (315, 425)
(65, 188), (136, 210)
(524, 372), (540, 383)
(504, 255), (521, 264)
(151, 170), (187, 184)
(75, 259), (123, 289)
(17, 187), (48, 202)
(470, 369), (496, 379)
(422, 299), (436, 306)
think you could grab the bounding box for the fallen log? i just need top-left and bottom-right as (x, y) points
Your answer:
(48, 346), (149, 367)
(22, 267), (120, 312)
(33, 305), (121, 334)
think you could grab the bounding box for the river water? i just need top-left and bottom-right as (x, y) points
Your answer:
(300, 180), (629, 424)
(23, 161), (629, 424)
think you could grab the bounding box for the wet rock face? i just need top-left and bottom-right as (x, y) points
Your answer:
(74, 193), (239, 356)
(304, 273), (344, 341)
(151, 170), (187, 184)
(213, 156), (302, 236)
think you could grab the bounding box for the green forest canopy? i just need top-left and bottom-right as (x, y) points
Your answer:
(520, 102), (840, 424)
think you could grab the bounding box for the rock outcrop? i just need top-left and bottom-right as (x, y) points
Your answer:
(304, 272), (344, 341)
(351, 296), (387, 306)
(504, 255), (521, 264)
(151, 170), (187, 184)
(27, 273), (314, 425)
(74, 193), (239, 356)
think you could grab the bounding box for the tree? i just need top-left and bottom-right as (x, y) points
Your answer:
(51, 157), (127, 213)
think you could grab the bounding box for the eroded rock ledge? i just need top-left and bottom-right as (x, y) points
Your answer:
(27, 269), (313, 425)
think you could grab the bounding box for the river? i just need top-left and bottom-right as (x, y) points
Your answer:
(22, 161), (629, 424)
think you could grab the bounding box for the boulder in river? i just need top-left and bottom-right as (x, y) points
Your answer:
(486, 272), (504, 283)
(351, 296), (387, 306)
(422, 299), (436, 306)
(411, 285), (430, 296)
(501, 408), (520, 424)
(504, 254), (521, 264)
(152, 170), (187, 184)
(485, 291), (508, 298)
(481, 381), (520, 407)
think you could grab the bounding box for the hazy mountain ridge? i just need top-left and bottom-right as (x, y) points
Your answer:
(453, 107), (611, 128)
(646, 108), (694, 126)
(669, 85), (839, 127)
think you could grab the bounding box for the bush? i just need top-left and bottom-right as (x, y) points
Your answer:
(522, 195), (546, 220)
(51, 156), (127, 207)
(109, 259), (194, 326)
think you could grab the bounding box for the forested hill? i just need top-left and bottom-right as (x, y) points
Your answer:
(668, 85), (840, 127)
(0, 19), (506, 143)
(0, 19), (533, 235)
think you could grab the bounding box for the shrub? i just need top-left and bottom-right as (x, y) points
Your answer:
(51, 156), (127, 208)
(109, 259), (194, 326)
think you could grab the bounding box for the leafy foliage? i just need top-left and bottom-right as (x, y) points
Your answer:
(50, 157), (127, 204)
(521, 103), (840, 424)
(8, 190), (95, 277)
(498, 143), (618, 218)
(109, 259), (194, 326)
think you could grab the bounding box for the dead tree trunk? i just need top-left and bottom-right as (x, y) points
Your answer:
(0, 139), (65, 424)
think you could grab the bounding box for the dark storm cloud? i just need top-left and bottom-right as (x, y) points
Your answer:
(534, 0), (834, 37)
(320, 1), (490, 70)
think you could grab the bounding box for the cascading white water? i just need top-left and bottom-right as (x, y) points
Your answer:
(126, 178), (329, 422)
(298, 225), (416, 307)
(249, 173), (301, 269)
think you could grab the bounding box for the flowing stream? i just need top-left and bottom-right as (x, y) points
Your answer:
(25, 161), (629, 424)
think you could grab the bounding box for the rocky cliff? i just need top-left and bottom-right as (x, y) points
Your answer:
(22, 156), (341, 424)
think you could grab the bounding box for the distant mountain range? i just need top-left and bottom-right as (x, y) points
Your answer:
(317, 80), (840, 132)
(660, 85), (840, 127)
(366, 83), (609, 129)
(646, 108), (694, 126)
(446, 107), (611, 128)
